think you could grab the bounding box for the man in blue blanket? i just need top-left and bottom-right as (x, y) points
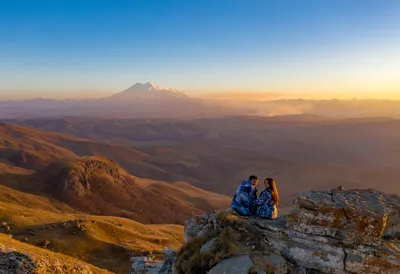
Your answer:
(230, 175), (259, 216)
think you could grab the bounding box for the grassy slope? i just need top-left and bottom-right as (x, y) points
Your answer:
(0, 233), (111, 274)
(0, 123), (215, 273)
(10, 117), (400, 203)
(0, 122), (77, 170)
(0, 123), (230, 223)
(2, 155), (228, 224)
(0, 186), (184, 273)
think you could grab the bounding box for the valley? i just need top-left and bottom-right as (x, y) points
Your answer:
(1, 115), (400, 273)
(6, 116), (400, 201)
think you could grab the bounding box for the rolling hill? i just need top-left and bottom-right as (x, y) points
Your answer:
(0, 232), (111, 274)
(0, 123), (230, 224)
(37, 156), (227, 223)
(0, 122), (230, 273)
(2, 115), (400, 273)
(0, 186), (183, 273)
(7, 116), (400, 207)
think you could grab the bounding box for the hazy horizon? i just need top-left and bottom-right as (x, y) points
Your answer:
(1, 1), (399, 100)
(1, 87), (400, 101)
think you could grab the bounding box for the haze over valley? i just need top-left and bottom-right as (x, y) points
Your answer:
(1, 82), (400, 119)
(2, 98), (400, 272)
(1, 83), (400, 273)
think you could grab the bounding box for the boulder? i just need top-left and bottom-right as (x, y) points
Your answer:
(200, 238), (221, 254)
(207, 255), (254, 274)
(286, 189), (400, 244)
(265, 254), (288, 274)
(184, 212), (217, 243)
(0, 251), (36, 274)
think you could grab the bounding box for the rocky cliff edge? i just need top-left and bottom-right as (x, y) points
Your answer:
(136, 188), (399, 274)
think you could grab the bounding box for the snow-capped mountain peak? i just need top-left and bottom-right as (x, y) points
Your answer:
(109, 82), (189, 100)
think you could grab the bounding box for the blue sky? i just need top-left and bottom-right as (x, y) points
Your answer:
(0, 0), (399, 98)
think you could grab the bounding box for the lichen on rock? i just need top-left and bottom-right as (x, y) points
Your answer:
(174, 188), (400, 274)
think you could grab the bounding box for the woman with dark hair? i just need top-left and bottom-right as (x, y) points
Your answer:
(255, 178), (279, 219)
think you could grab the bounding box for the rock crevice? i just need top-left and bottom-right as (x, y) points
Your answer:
(178, 189), (400, 274)
(342, 246), (348, 272)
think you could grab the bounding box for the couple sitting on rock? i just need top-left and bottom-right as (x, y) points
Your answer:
(231, 175), (279, 219)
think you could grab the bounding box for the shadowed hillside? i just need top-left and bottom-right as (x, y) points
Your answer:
(0, 122), (77, 170)
(1, 117), (400, 273)
(2, 117), (400, 273)
(7, 116), (400, 207)
(0, 190), (183, 273)
(35, 156), (229, 223)
(0, 123), (230, 224)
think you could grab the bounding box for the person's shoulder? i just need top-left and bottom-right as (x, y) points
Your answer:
(261, 189), (271, 197)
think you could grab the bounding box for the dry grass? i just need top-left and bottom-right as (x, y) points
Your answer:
(0, 122), (232, 273)
(0, 188), (184, 274)
(175, 216), (240, 274)
(0, 185), (77, 216)
(0, 123), (78, 170)
(0, 154), (229, 224)
(0, 233), (110, 274)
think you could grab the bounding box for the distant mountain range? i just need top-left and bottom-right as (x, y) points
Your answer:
(1, 83), (400, 118)
(0, 82), (242, 118)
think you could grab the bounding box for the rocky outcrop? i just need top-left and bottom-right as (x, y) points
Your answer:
(178, 189), (400, 274)
(0, 250), (36, 274)
(43, 157), (127, 200)
(285, 188), (400, 244)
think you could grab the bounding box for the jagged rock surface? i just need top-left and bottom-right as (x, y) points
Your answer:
(285, 188), (400, 244)
(178, 189), (400, 274)
(0, 251), (36, 274)
(208, 255), (253, 274)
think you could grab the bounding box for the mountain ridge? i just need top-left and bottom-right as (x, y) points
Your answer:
(4, 117), (400, 204)
(109, 82), (188, 100)
(0, 122), (230, 224)
(108, 82), (190, 101)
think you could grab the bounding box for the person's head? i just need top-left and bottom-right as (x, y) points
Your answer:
(248, 175), (259, 187)
(264, 178), (279, 206)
